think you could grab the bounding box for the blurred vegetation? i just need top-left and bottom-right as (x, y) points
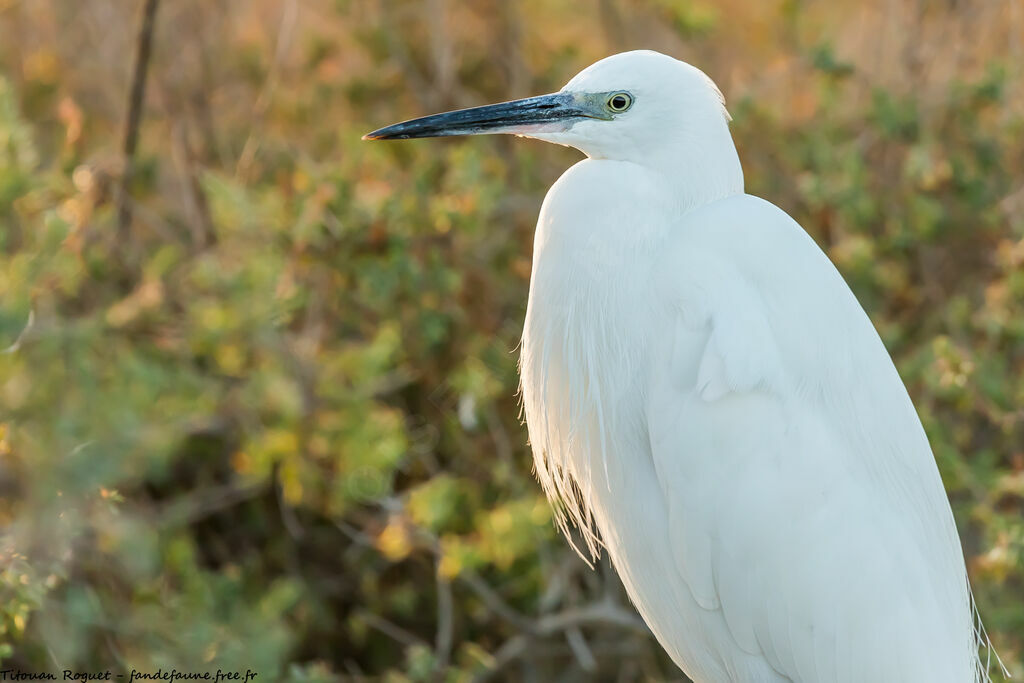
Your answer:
(0, 0), (1021, 681)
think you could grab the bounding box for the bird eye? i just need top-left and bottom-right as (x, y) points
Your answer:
(607, 92), (633, 112)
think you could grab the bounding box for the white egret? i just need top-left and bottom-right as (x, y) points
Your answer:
(365, 51), (995, 682)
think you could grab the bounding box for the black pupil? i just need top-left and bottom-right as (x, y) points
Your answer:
(611, 95), (628, 110)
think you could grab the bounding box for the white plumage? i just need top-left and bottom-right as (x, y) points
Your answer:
(367, 50), (993, 683)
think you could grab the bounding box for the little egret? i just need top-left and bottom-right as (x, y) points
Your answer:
(365, 51), (994, 682)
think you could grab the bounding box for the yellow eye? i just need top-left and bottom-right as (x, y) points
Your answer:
(607, 92), (633, 112)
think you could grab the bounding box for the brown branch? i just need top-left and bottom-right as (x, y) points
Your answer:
(433, 571), (454, 675)
(473, 633), (530, 682)
(359, 611), (428, 649)
(534, 601), (648, 635)
(471, 601), (649, 683)
(235, 0), (298, 180)
(156, 481), (267, 528)
(564, 626), (597, 673)
(456, 566), (535, 633)
(117, 0), (161, 240)
(170, 118), (215, 250)
(336, 504), (650, 680)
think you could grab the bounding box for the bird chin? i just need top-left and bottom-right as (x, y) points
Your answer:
(504, 119), (576, 139)
(514, 126), (582, 150)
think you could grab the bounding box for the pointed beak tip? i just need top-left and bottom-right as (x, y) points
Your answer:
(364, 129), (410, 141)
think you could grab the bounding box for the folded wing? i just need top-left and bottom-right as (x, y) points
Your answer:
(645, 195), (980, 682)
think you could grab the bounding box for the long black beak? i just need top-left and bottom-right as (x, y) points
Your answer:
(363, 92), (601, 140)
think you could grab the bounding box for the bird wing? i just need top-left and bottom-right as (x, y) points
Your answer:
(645, 195), (978, 682)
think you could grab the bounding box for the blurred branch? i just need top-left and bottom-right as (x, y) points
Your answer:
(406, 526), (540, 633)
(427, 0), (455, 107)
(456, 564), (535, 632)
(117, 0), (161, 241)
(156, 480), (267, 528)
(471, 601), (647, 682)
(535, 601), (648, 635)
(475, 633), (530, 682)
(434, 571), (454, 675)
(170, 118), (216, 250)
(498, 0), (526, 96)
(565, 626), (597, 673)
(359, 611), (428, 649)
(380, 0), (470, 110)
(364, 368), (421, 398)
(235, 0), (299, 181)
(485, 406), (513, 465)
(336, 504), (650, 679)
(379, 0), (431, 108)
(119, 190), (181, 244)
(2, 309), (34, 354)
(273, 460), (306, 540)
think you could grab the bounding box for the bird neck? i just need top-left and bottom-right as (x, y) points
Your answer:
(644, 122), (744, 213)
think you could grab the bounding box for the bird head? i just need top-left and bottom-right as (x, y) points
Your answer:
(363, 50), (735, 167)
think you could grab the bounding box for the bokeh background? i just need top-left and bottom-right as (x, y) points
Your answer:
(0, 0), (1022, 680)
